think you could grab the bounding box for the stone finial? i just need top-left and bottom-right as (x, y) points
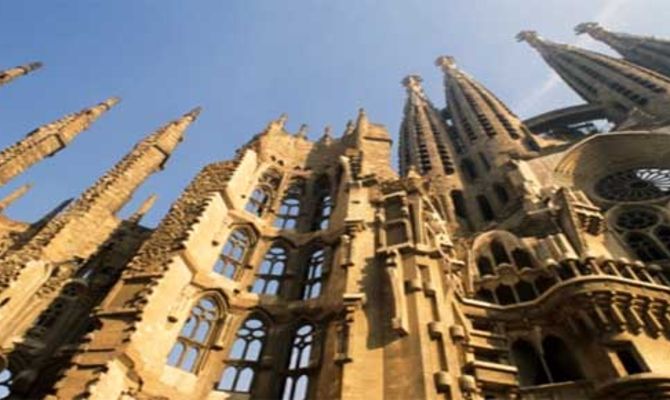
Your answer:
(402, 74), (425, 94)
(0, 62), (43, 87)
(516, 30), (542, 46)
(434, 55), (457, 71)
(319, 125), (333, 144)
(356, 108), (369, 129)
(344, 120), (355, 135)
(296, 124), (308, 139)
(266, 113), (288, 134)
(184, 107), (203, 122)
(0, 184), (32, 212)
(128, 194), (158, 224)
(574, 22), (602, 35)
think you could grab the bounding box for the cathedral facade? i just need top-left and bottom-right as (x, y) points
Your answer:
(1, 23), (670, 400)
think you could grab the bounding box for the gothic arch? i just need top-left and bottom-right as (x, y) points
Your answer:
(472, 230), (538, 275)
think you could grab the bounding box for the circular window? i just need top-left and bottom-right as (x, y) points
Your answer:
(616, 208), (659, 230)
(595, 168), (670, 202)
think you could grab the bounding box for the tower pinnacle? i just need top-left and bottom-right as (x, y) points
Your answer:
(0, 62), (42, 88)
(518, 30), (670, 125)
(0, 97), (120, 187)
(575, 22), (670, 77)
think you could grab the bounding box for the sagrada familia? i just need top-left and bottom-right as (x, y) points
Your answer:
(0, 22), (670, 400)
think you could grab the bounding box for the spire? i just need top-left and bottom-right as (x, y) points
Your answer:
(265, 113), (288, 135)
(1, 107), (200, 272)
(398, 74), (455, 177)
(0, 62), (42, 88)
(435, 56), (536, 159)
(0, 97), (120, 187)
(517, 30), (670, 124)
(127, 194), (158, 224)
(575, 22), (670, 77)
(295, 124), (308, 139)
(319, 125), (333, 144)
(0, 184), (31, 212)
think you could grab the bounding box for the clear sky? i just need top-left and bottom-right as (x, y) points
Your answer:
(0, 0), (669, 226)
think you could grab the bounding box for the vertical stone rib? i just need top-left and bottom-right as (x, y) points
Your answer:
(436, 55), (536, 157)
(0, 97), (120, 187)
(0, 107), (201, 289)
(517, 30), (670, 124)
(0, 62), (42, 87)
(576, 22), (670, 77)
(398, 75), (455, 177)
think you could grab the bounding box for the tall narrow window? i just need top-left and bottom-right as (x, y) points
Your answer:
(0, 368), (11, 400)
(245, 170), (282, 217)
(217, 317), (267, 394)
(477, 195), (495, 222)
(283, 324), (315, 400)
(312, 176), (333, 231)
(274, 181), (304, 230)
(493, 183), (510, 205)
(251, 245), (287, 296)
(302, 249), (326, 300)
(214, 229), (251, 279)
(461, 158), (478, 181)
(490, 240), (511, 265)
(167, 297), (220, 373)
(246, 188), (271, 216)
(613, 344), (648, 375)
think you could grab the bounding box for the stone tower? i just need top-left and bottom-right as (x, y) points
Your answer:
(1, 24), (670, 400)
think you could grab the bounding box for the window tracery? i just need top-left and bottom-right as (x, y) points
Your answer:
(245, 169), (282, 217)
(302, 249), (326, 300)
(596, 167), (670, 202)
(217, 317), (267, 394)
(251, 245), (287, 296)
(612, 206), (670, 261)
(214, 229), (252, 279)
(0, 369), (10, 400)
(167, 297), (221, 373)
(274, 181), (304, 230)
(312, 176), (333, 231)
(282, 324), (315, 400)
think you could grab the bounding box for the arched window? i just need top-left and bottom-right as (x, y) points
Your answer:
(542, 336), (583, 383)
(477, 195), (495, 222)
(214, 229), (252, 279)
(312, 177), (333, 231)
(451, 190), (469, 223)
(251, 246), (287, 296)
(511, 248), (534, 269)
(217, 317), (267, 394)
(167, 297), (221, 373)
(245, 188), (271, 217)
(461, 158), (478, 181)
(477, 256), (494, 276)
(245, 170), (282, 217)
(490, 240), (511, 265)
(302, 249), (326, 300)
(511, 339), (549, 386)
(493, 183), (509, 205)
(0, 368), (11, 400)
(274, 181), (304, 230)
(626, 232), (666, 261)
(283, 324), (315, 400)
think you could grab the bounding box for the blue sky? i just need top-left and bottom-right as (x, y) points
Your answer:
(0, 0), (669, 226)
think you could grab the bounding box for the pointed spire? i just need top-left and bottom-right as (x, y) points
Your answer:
(295, 124), (308, 139)
(575, 22), (670, 77)
(344, 120), (355, 136)
(356, 108), (369, 131)
(0, 62), (42, 88)
(518, 30), (670, 124)
(265, 113), (288, 135)
(398, 73), (455, 177)
(436, 55), (539, 159)
(127, 194), (158, 224)
(0, 184), (32, 212)
(319, 125), (333, 144)
(0, 107), (200, 288)
(0, 97), (120, 187)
